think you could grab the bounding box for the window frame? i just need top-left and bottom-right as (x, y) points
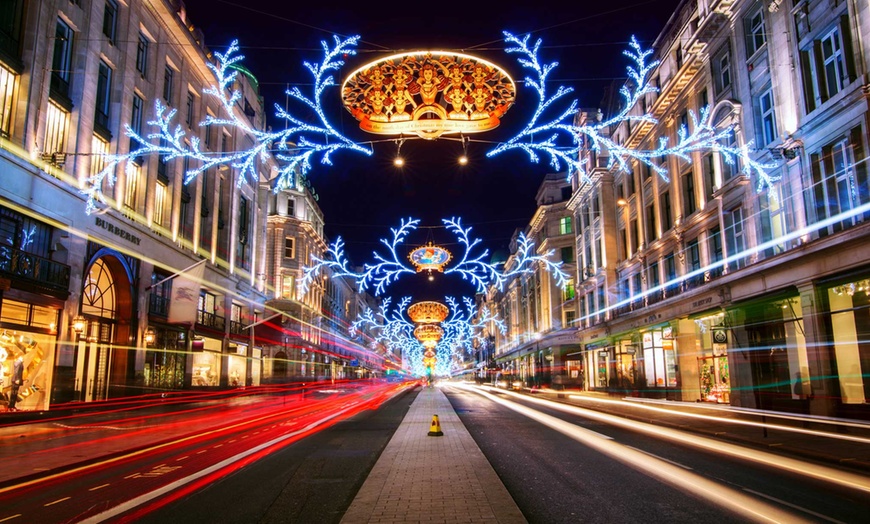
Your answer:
(102, 0), (118, 44)
(135, 32), (149, 76)
(284, 237), (296, 259)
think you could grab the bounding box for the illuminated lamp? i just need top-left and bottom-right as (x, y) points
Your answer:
(72, 315), (87, 336)
(408, 243), (452, 280)
(144, 327), (157, 345)
(414, 323), (444, 346)
(407, 301), (449, 324)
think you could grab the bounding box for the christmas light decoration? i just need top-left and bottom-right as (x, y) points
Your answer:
(443, 217), (570, 292)
(488, 32), (778, 193)
(83, 36), (372, 214)
(299, 217), (569, 297)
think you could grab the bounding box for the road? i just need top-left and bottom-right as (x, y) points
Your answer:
(444, 384), (870, 523)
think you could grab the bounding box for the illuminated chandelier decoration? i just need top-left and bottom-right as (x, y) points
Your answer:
(341, 51), (515, 139)
(407, 301), (450, 324)
(414, 323), (444, 349)
(298, 216), (569, 297)
(408, 243), (452, 281)
(79, 28), (778, 215)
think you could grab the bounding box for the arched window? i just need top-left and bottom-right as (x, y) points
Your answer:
(82, 258), (116, 318)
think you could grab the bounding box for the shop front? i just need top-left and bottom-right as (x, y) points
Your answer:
(142, 326), (187, 391)
(692, 312), (731, 403)
(0, 299), (59, 411)
(820, 274), (870, 418)
(227, 342), (248, 387)
(641, 327), (678, 399)
(191, 336), (222, 387)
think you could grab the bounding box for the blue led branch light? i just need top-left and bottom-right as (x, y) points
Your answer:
(84, 36), (371, 214)
(350, 296), (506, 377)
(298, 217), (570, 297)
(487, 33), (777, 192)
(82, 31), (776, 215)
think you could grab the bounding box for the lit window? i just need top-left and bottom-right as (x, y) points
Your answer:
(0, 64), (16, 137)
(154, 181), (168, 227)
(559, 216), (572, 235)
(281, 274), (295, 300)
(820, 27), (846, 99)
(91, 135), (110, 179)
(124, 163), (141, 211)
(284, 237), (295, 259)
(44, 100), (69, 159)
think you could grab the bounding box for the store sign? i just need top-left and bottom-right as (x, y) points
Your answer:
(95, 217), (142, 245)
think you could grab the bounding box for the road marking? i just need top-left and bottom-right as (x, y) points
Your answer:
(176, 456), (189, 462)
(0, 514), (21, 522)
(626, 446), (692, 470)
(197, 450), (207, 454)
(89, 484), (111, 491)
(213, 444), (223, 449)
(241, 435), (249, 439)
(44, 497), (71, 506)
(124, 473), (140, 479)
(228, 439), (237, 443)
(742, 488), (848, 524)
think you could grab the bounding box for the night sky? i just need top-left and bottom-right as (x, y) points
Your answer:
(181, 0), (682, 302)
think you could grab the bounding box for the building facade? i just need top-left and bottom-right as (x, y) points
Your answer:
(483, 0), (870, 420)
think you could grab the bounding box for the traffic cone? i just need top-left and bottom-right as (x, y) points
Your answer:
(427, 414), (443, 436)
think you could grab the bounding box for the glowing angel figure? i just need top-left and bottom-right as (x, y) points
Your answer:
(84, 36), (372, 214)
(489, 32), (778, 193)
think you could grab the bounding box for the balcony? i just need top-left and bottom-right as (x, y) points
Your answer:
(0, 245), (70, 297)
(229, 320), (247, 336)
(196, 310), (225, 331)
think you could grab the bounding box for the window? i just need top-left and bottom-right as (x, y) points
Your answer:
(163, 65), (173, 103)
(559, 216), (572, 235)
(124, 163), (141, 211)
(820, 27), (847, 99)
(136, 33), (149, 75)
(90, 135), (109, 179)
(660, 190), (672, 231)
(284, 237), (295, 259)
(130, 94), (144, 158)
(681, 169), (696, 215)
(157, 137), (170, 181)
(759, 187), (787, 256)
(708, 226), (723, 278)
(664, 252), (678, 296)
(43, 100), (69, 160)
(153, 181), (168, 228)
(560, 246), (574, 263)
(237, 196), (250, 269)
(648, 260), (660, 291)
(645, 204), (656, 243)
(563, 279), (576, 301)
(626, 169), (636, 196)
(186, 91), (195, 127)
(756, 87), (777, 146)
(281, 274), (295, 300)
(725, 207), (746, 270)
(51, 19), (74, 98)
(94, 61), (112, 135)
(630, 219), (640, 252)
(0, 64), (15, 137)
(702, 153), (716, 203)
(809, 132), (867, 236)
(102, 0), (118, 43)
(744, 6), (766, 58)
(713, 45), (731, 95)
(799, 19), (856, 113)
(286, 197), (295, 217)
(686, 238), (702, 288)
(618, 227), (627, 260)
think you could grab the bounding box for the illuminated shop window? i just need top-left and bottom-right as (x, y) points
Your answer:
(44, 101), (69, 160)
(0, 65), (15, 138)
(153, 181), (168, 228)
(124, 163), (141, 212)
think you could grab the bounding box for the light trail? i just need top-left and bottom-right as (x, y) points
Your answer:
(461, 384), (870, 495)
(454, 383), (810, 523)
(527, 390), (870, 444)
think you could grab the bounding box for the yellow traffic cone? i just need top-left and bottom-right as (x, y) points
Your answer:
(427, 414), (443, 436)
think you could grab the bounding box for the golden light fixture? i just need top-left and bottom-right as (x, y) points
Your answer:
(458, 154), (468, 165)
(341, 51), (516, 140)
(408, 243), (452, 275)
(72, 315), (86, 336)
(414, 323), (444, 347)
(407, 301), (449, 324)
(617, 198), (628, 207)
(144, 327), (157, 345)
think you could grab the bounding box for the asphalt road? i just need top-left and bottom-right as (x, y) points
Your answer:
(444, 385), (870, 524)
(134, 385), (419, 524)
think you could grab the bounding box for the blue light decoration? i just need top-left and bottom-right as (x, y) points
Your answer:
(83, 37), (372, 214)
(350, 295), (506, 377)
(488, 32), (778, 193)
(298, 216), (569, 297)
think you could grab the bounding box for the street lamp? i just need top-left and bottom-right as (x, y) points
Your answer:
(72, 315), (86, 336)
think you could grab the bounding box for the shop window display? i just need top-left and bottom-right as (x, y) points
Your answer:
(0, 330), (54, 411)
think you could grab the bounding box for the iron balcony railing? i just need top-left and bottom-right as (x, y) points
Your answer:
(0, 245), (70, 293)
(197, 310), (225, 331)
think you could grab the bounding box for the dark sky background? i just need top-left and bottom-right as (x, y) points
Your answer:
(181, 0), (683, 303)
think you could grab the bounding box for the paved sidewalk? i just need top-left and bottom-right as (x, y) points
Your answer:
(341, 386), (526, 524)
